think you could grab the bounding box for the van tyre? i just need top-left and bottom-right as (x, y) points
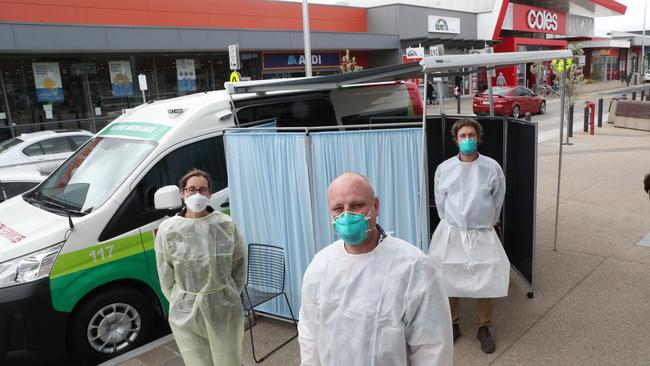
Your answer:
(68, 287), (153, 364)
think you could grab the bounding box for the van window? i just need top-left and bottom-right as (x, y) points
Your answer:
(99, 136), (228, 241)
(236, 94), (337, 127)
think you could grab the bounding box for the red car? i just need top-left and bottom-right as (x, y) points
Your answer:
(473, 86), (546, 118)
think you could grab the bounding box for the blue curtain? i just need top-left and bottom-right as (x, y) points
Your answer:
(225, 132), (314, 319)
(225, 128), (425, 319)
(310, 129), (424, 252)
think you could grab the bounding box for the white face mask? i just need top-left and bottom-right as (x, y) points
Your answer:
(185, 193), (209, 213)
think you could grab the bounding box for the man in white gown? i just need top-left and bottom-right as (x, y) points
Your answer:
(429, 118), (509, 354)
(299, 172), (453, 366)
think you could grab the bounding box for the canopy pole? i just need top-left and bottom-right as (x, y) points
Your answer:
(438, 78), (445, 114)
(418, 72), (429, 250)
(553, 66), (568, 252)
(487, 69), (495, 117)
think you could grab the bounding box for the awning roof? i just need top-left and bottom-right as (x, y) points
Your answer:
(401, 37), (501, 51)
(226, 49), (572, 94)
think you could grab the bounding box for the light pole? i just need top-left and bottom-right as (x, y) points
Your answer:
(302, 0), (313, 77)
(639, 1), (647, 83)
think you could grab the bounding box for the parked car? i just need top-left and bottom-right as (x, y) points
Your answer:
(473, 86), (546, 118)
(0, 167), (45, 202)
(0, 130), (93, 174)
(643, 71), (650, 82)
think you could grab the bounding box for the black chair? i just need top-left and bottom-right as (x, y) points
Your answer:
(242, 244), (298, 363)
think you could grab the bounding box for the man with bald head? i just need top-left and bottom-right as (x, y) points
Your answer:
(298, 172), (453, 366)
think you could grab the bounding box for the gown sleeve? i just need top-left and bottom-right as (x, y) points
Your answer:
(154, 224), (175, 301)
(298, 260), (322, 366)
(490, 164), (506, 225)
(404, 258), (453, 366)
(230, 221), (248, 294)
(434, 165), (446, 220)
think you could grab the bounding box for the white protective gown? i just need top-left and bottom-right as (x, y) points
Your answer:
(298, 235), (453, 366)
(155, 210), (247, 366)
(428, 154), (510, 298)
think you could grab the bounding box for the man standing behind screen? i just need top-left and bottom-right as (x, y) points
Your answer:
(429, 118), (509, 354)
(298, 172), (452, 366)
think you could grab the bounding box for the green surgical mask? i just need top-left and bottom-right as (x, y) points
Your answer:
(332, 208), (373, 245)
(459, 138), (477, 155)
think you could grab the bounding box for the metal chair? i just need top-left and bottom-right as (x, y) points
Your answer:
(242, 243), (298, 363)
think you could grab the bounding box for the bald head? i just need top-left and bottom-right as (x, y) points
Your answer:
(328, 172), (375, 200)
(327, 172), (379, 220)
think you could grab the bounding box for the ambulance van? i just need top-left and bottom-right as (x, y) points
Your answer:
(0, 81), (422, 364)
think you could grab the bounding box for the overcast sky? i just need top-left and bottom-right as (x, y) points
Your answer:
(594, 0), (648, 36)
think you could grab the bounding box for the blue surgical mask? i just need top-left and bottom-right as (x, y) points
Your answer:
(458, 138), (477, 155)
(331, 208), (373, 245)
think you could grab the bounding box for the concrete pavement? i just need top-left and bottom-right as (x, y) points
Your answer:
(105, 81), (650, 366)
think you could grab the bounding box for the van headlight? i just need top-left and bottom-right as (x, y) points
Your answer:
(0, 243), (64, 288)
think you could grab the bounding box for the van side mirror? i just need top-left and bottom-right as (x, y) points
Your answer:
(154, 185), (182, 210)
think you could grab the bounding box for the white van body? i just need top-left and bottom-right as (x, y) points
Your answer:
(0, 82), (422, 365)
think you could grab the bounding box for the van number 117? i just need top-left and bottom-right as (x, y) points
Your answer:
(89, 245), (114, 262)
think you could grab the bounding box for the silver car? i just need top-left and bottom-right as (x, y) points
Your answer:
(0, 130), (92, 174)
(0, 167), (45, 202)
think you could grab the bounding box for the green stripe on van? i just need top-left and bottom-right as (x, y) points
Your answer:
(100, 122), (171, 141)
(50, 234), (144, 279)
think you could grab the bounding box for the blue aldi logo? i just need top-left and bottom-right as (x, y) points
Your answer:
(263, 52), (341, 70)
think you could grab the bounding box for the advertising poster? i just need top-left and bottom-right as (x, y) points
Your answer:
(176, 59), (197, 92)
(32, 62), (64, 103)
(109, 61), (134, 97)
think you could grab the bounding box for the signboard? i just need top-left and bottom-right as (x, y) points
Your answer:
(427, 15), (461, 34)
(578, 55), (586, 67)
(32, 62), (64, 103)
(229, 44), (241, 70)
(262, 52), (341, 70)
(138, 74), (148, 91)
(176, 59), (197, 92)
(429, 45), (445, 56)
(109, 61), (134, 97)
(405, 47), (425, 59)
(512, 3), (566, 35)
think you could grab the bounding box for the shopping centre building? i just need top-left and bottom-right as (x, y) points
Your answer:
(0, 0), (626, 139)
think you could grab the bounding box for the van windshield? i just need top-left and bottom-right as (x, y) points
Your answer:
(27, 137), (156, 213)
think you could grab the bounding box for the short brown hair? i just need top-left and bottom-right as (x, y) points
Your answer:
(179, 169), (212, 191)
(451, 118), (484, 144)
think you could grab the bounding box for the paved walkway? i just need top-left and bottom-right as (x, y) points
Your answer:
(103, 80), (650, 366)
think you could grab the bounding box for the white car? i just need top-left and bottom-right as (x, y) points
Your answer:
(0, 167), (45, 202)
(644, 72), (650, 82)
(0, 130), (92, 174)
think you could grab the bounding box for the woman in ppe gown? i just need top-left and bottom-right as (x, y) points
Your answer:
(155, 169), (247, 366)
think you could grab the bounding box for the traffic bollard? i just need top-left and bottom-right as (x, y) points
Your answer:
(584, 104), (589, 133)
(632, 91), (636, 100)
(568, 104), (574, 138)
(456, 95), (461, 114)
(598, 98), (603, 127)
(642, 90), (646, 101)
(525, 112), (531, 121)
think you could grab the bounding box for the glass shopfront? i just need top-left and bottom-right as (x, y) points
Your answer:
(0, 52), (262, 141)
(590, 49), (620, 82)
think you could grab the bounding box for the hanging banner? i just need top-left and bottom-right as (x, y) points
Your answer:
(32, 62), (64, 103)
(109, 61), (134, 97)
(176, 59), (197, 92)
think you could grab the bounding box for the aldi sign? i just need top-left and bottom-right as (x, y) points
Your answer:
(262, 52), (341, 70)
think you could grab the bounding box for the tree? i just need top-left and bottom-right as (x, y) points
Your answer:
(340, 49), (363, 73)
(550, 44), (586, 121)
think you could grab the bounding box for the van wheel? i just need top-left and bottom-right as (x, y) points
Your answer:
(69, 287), (153, 364)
